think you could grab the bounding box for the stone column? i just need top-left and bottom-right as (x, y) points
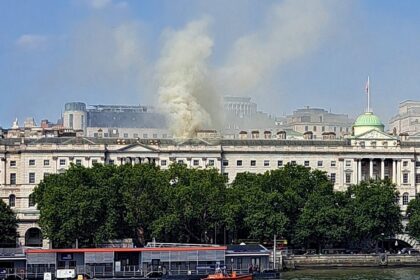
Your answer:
(369, 159), (374, 179)
(392, 160), (396, 184)
(358, 159), (362, 183)
(0, 157), (5, 185)
(396, 160), (400, 185)
(381, 159), (385, 180)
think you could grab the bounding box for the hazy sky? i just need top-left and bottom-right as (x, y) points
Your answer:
(1, 0), (420, 128)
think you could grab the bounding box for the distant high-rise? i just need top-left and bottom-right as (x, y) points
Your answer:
(63, 102), (169, 139)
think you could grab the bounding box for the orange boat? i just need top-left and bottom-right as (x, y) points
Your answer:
(202, 271), (253, 280)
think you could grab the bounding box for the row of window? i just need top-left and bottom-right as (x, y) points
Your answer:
(7, 194), (35, 208)
(223, 160), (337, 168)
(9, 159), (100, 167)
(9, 172), (52, 184)
(304, 125), (349, 133)
(93, 133), (168, 139)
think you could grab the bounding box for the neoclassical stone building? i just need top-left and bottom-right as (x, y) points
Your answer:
(1, 111), (420, 247)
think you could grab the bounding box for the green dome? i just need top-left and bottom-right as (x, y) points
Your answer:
(352, 112), (384, 136)
(353, 112), (384, 127)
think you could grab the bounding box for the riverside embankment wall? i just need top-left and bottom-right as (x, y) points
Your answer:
(282, 254), (420, 269)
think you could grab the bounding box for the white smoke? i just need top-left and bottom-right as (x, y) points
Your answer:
(157, 18), (220, 138)
(218, 0), (333, 96)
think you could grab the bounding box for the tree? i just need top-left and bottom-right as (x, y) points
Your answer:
(346, 179), (402, 249)
(294, 187), (349, 251)
(33, 164), (130, 248)
(151, 164), (228, 243)
(0, 200), (18, 247)
(406, 195), (420, 239)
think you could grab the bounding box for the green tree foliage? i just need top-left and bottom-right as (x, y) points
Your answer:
(34, 162), (404, 249)
(294, 186), (349, 251)
(406, 195), (420, 239)
(34, 164), (131, 248)
(346, 180), (402, 247)
(151, 164), (228, 243)
(0, 199), (18, 247)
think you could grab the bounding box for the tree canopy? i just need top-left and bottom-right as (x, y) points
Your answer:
(34, 162), (403, 249)
(0, 199), (18, 247)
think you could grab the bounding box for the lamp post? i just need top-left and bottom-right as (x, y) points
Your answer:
(381, 233), (385, 252)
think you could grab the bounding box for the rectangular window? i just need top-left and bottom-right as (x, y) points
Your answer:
(313, 126), (317, 132)
(143, 134), (148, 138)
(290, 160), (296, 165)
(153, 134), (158, 138)
(69, 113), (73, 128)
(345, 173), (351, 184)
(223, 160), (229, 167)
(44, 160), (50, 166)
(208, 160), (215, 166)
(10, 160), (16, 167)
(29, 172), (35, 184)
(345, 160), (351, 167)
(223, 173), (229, 179)
(403, 173), (409, 184)
(75, 159), (82, 166)
(330, 173), (336, 184)
(305, 126), (308, 132)
(161, 160), (167, 166)
(304, 161), (310, 167)
(264, 160), (270, 167)
(108, 160), (114, 165)
(331, 161), (336, 167)
(29, 159), (35, 166)
(92, 159), (98, 165)
(237, 160), (242, 166)
(322, 126), (325, 132)
(162, 134), (167, 139)
(178, 160), (184, 164)
(416, 174), (420, 184)
(10, 173), (16, 185)
(277, 160), (283, 167)
(317, 161), (323, 167)
(59, 159), (66, 166)
(123, 133), (129, 138)
(403, 161), (408, 167)
(104, 133), (109, 137)
(416, 161), (420, 167)
(133, 133), (139, 138)
(250, 160), (256, 167)
(44, 173), (50, 179)
(193, 160), (199, 166)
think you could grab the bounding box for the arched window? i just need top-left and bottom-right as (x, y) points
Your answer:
(403, 192), (409, 205)
(9, 194), (16, 207)
(28, 194), (36, 207)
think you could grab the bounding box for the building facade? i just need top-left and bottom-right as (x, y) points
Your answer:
(63, 102), (170, 139)
(1, 112), (419, 247)
(276, 107), (354, 139)
(389, 100), (420, 138)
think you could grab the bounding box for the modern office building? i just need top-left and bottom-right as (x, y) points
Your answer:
(63, 102), (170, 139)
(1, 110), (419, 248)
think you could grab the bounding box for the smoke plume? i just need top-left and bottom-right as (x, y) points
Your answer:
(157, 18), (220, 138)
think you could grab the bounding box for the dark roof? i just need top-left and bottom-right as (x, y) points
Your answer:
(226, 244), (269, 253)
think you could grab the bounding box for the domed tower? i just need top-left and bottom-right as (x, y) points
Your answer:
(63, 102), (87, 131)
(352, 111), (384, 136)
(352, 76), (385, 136)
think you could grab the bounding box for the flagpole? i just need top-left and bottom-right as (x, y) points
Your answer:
(367, 76), (370, 113)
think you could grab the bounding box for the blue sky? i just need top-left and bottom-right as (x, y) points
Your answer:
(1, 0), (420, 127)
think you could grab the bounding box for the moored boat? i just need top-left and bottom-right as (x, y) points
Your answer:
(202, 271), (253, 280)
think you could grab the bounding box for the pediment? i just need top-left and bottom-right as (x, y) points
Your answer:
(354, 129), (396, 140)
(117, 143), (157, 152)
